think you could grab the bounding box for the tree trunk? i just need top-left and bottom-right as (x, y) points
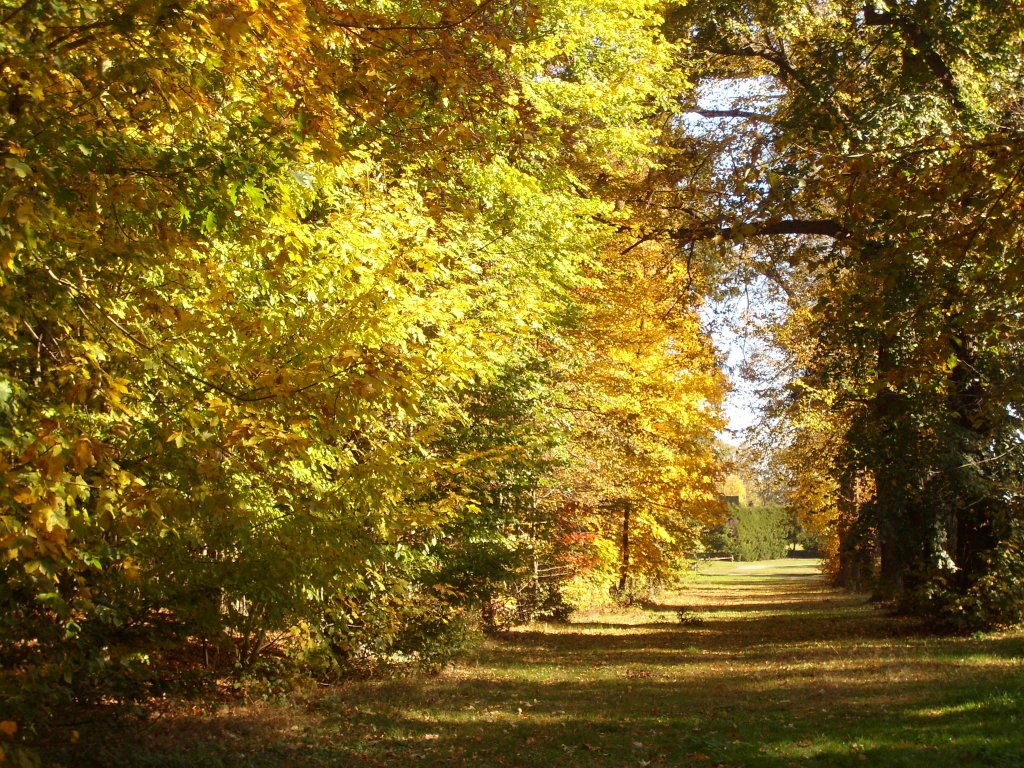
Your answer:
(835, 471), (873, 590)
(946, 335), (999, 591)
(618, 501), (631, 594)
(867, 335), (921, 601)
(877, 532), (905, 598)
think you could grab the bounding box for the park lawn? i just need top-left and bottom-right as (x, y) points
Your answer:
(49, 560), (1024, 767)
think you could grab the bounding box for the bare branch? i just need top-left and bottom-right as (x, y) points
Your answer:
(673, 218), (847, 244)
(688, 108), (774, 123)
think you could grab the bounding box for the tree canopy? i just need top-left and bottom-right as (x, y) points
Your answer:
(669, 0), (1024, 625)
(1, 0), (726, 718)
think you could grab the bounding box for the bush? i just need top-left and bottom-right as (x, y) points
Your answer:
(560, 571), (617, 612)
(482, 578), (576, 630)
(727, 506), (793, 562)
(936, 521), (1024, 631)
(316, 586), (478, 677)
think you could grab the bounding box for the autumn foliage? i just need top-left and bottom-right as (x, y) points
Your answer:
(4, 0), (1024, 745)
(0, 0), (725, 722)
(672, 0), (1024, 626)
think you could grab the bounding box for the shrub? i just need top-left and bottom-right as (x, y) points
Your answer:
(728, 506), (793, 562)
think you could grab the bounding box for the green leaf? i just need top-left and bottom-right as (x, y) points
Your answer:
(4, 158), (30, 178)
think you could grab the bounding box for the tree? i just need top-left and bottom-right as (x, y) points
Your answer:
(554, 233), (726, 596)
(664, 0), (1024, 622)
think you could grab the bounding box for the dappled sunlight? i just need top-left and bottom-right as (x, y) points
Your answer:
(67, 560), (1024, 767)
(8, 4), (1024, 767)
(276, 561), (1023, 767)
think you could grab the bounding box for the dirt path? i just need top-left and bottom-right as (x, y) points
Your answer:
(75, 560), (1024, 767)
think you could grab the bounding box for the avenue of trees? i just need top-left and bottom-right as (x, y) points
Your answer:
(2, 0), (1023, 728)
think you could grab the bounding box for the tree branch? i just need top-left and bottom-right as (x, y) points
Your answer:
(743, 219), (847, 238)
(706, 41), (853, 127)
(688, 108), (774, 123)
(862, 4), (966, 112)
(673, 218), (848, 244)
(862, 4), (894, 26)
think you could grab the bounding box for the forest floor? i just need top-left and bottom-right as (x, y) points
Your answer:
(53, 560), (1024, 767)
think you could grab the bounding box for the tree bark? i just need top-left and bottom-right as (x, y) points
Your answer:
(946, 336), (999, 590)
(869, 335), (914, 600)
(835, 472), (873, 590)
(618, 501), (632, 594)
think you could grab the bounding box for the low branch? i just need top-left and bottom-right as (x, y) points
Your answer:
(742, 219), (847, 238)
(673, 218), (847, 244)
(688, 108), (774, 123)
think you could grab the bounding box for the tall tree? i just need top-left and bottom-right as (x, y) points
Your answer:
(665, 0), (1024, 622)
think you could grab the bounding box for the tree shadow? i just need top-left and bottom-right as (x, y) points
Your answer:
(52, 564), (1024, 768)
(72, 654), (1021, 768)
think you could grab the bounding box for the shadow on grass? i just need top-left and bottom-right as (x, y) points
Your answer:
(69, 658), (1023, 768)
(51, 564), (1024, 768)
(707, 571), (824, 579)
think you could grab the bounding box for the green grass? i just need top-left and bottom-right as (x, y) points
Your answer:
(49, 560), (1024, 767)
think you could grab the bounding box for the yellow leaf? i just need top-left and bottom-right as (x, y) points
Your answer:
(12, 487), (35, 505)
(0, 720), (16, 737)
(72, 438), (96, 472)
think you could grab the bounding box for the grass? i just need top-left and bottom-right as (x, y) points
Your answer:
(43, 559), (1024, 767)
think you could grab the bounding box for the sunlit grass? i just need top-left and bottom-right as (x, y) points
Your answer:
(56, 559), (1024, 767)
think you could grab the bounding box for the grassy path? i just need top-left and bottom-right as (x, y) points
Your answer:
(90, 560), (1024, 767)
